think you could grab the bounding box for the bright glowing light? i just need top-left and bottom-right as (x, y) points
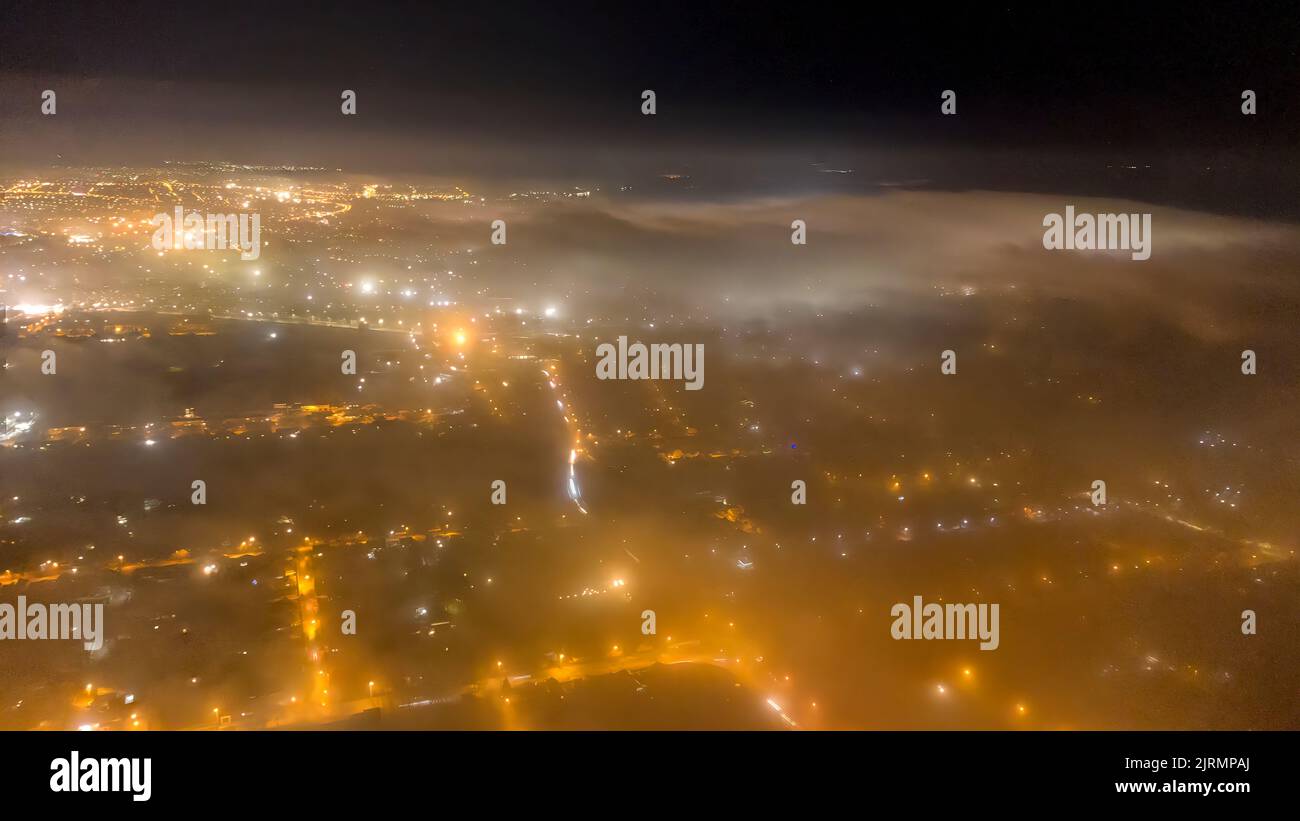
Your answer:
(11, 303), (65, 316)
(765, 697), (798, 727)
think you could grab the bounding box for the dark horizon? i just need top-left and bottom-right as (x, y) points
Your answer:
(1, 2), (1297, 145)
(4, 2), (1299, 218)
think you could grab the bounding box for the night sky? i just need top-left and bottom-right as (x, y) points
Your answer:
(2, 2), (1298, 154)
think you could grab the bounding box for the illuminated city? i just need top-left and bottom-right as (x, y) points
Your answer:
(0, 1), (1295, 771)
(1, 154), (1295, 734)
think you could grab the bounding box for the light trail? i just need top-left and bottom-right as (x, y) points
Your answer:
(545, 367), (588, 515)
